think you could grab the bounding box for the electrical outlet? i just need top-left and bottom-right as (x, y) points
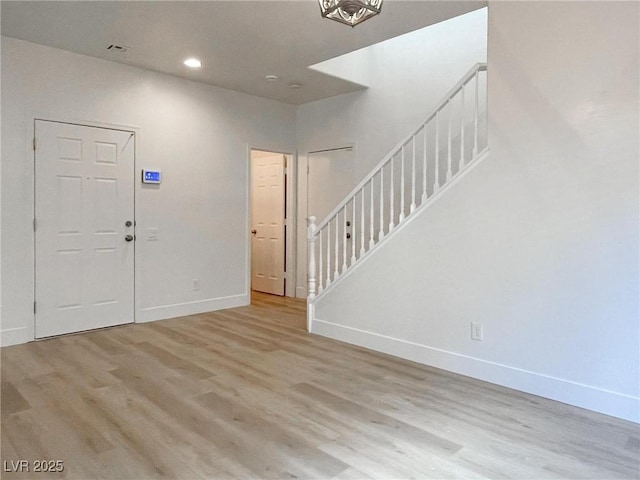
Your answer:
(471, 322), (483, 341)
(193, 279), (200, 291)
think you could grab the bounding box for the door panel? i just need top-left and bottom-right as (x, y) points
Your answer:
(35, 120), (135, 338)
(308, 148), (356, 283)
(251, 152), (285, 296)
(308, 147), (354, 222)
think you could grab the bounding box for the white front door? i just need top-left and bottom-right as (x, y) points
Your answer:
(251, 152), (286, 296)
(35, 120), (135, 338)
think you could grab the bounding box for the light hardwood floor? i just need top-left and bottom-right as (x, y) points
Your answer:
(2, 292), (639, 479)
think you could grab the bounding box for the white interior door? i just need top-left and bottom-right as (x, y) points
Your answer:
(251, 152), (286, 296)
(308, 147), (355, 221)
(35, 120), (135, 338)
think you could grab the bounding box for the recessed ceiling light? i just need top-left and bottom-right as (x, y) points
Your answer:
(289, 82), (302, 89)
(265, 75), (279, 82)
(184, 58), (202, 68)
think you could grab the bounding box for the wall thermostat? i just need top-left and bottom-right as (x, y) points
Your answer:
(142, 169), (162, 184)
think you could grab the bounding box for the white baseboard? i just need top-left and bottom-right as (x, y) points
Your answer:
(1, 295), (250, 347)
(311, 318), (640, 424)
(296, 286), (307, 299)
(1, 327), (31, 347)
(137, 294), (249, 323)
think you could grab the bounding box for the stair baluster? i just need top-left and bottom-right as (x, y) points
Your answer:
(369, 179), (375, 249)
(434, 109), (440, 191)
(399, 146), (406, 223)
(422, 125), (427, 203)
(446, 99), (452, 181)
(333, 216), (339, 281)
(474, 72), (479, 158)
(359, 188), (365, 256)
(307, 216), (317, 298)
(410, 137), (416, 213)
(389, 155), (395, 232)
(351, 199), (357, 264)
(318, 228), (323, 293)
(460, 84), (466, 170)
(379, 168), (385, 241)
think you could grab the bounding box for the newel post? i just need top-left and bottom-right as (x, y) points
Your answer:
(307, 216), (317, 299)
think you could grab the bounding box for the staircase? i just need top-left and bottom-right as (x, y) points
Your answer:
(307, 63), (488, 324)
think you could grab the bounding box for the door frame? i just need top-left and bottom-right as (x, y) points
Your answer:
(297, 144), (356, 298)
(31, 114), (140, 340)
(247, 146), (297, 298)
(306, 145), (355, 222)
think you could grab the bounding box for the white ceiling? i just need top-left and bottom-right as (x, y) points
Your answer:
(1, 1), (486, 105)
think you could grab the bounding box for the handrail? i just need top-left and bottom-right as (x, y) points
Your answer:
(311, 63), (487, 234)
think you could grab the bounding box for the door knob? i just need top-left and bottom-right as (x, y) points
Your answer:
(346, 233), (351, 239)
(251, 229), (257, 235)
(125, 234), (134, 242)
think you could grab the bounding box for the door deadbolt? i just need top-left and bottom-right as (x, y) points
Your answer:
(125, 220), (133, 227)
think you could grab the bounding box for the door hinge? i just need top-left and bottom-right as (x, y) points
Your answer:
(33, 218), (36, 231)
(33, 137), (36, 151)
(283, 155), (288, 169)
(34, 302), (36, 314)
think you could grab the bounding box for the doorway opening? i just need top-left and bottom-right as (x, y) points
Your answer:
(249, 149), (295, 298)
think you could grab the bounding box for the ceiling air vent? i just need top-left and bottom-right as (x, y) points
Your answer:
(107, 44), (130, 53)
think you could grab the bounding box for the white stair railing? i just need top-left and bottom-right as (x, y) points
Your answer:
(308, 63), (488, 300)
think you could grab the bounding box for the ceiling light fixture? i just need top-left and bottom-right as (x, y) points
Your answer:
(319, 0), (383, 27)
(183, 58), (202, 68)
(289, 82), (302, 89)
(265, 75), (279, 82)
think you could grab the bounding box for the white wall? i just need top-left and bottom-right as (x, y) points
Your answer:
(0, 32), (3, 335)
(310, 1), (639, 422)
(296, 8), (488, 297)
(1, 37), (296, 345)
